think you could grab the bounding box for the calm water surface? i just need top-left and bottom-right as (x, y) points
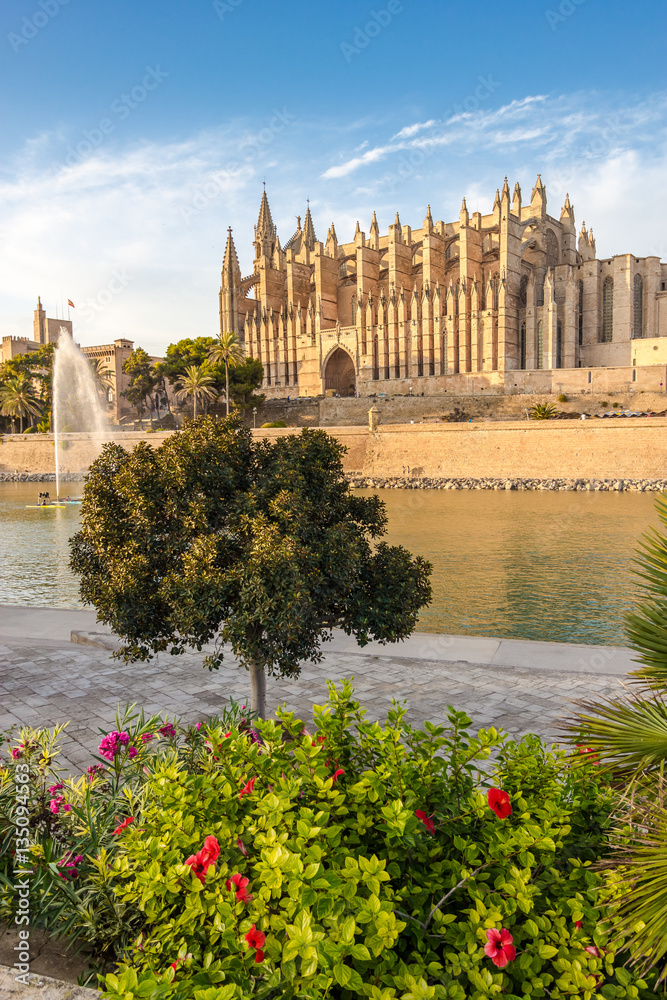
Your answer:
(0, 482), (660, 644)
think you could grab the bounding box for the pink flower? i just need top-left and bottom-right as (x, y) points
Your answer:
(331, 769), (344, 783)
(415, 809), (435, 833)
(113, 816), (134, 835)
(195, 722), (202, 731)
(49, 795), (65, 814)
(487, 788), (512, 819)
(585, 945), (602, 958)
(244, 924), (265, 963)
(226, 872), (251, 902)
(48, 783), (64, 793)
(184, 835), (220, 884)
(11, 747), (24, 761)
(158, 723), (177, 738)
(237, 837), (248, 857)
(239, 776), (256, 799)
(140, 733), (154, 743)
(484, 928), (516, 968)
(98, 731), (130, 760)
(128, 747), (138, 759)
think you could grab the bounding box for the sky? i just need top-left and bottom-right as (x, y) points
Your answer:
(1, 0), (666, 355)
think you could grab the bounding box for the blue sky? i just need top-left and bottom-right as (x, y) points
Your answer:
(0, 0), (665, 353)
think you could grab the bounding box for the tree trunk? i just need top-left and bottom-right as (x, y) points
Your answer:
(225, 362), (230, 417)
(249, 659), (266, 719)
(193, 394), (198, 419)
(19, 415), (23, 434)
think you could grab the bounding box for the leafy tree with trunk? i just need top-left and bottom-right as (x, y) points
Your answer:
(156, 338), (264, 413)
(122, 348), (158, 426)
(0, 374), (42, 432)
(209, 331), (245, 416)
(0, 343), (54, 428)
(70, 417), (432, 717)
(227, 356), (265, 412)
(174, 365), (218, 418)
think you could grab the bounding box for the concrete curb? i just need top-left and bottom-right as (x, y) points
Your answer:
(0, 963), (100, 997)
(70, 627), (638, 677)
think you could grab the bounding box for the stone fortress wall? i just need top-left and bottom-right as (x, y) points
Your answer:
(3, 419), (667, 483)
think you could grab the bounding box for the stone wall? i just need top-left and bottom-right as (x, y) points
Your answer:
(0, 431), (172, 475)
(4, 421), (667, 482)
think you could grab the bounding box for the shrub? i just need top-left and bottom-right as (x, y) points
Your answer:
(600, 401), (609, 408)
(259, 420), (287, 428)
(557, 394), (568, 403)
(529, 403), (558, 420)
(1, 684), (654, 998)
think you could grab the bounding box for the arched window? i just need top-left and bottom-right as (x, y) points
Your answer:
(556, 320), (562, 369)
(339, 261), (348, 278)
(536, 321), (544, 369)
(520, 322), (526, 370)
(633, 274), (643, 339)
(519, 275), (528, 307)
(545, 229), (559, 268)
(445, 243), (451, 259)
(578, 280), (584, 346)
(602, 277), (613, 343)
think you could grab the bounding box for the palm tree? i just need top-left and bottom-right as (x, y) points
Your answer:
(565, 493), (667, 982)
(174, 365), (218, 419)
(88, 358), (114, 401)
(0, 374), (41, 433)
(209, 331), (245, 416)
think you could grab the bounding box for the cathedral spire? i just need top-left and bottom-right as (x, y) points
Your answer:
(255, 189), (277, 258)
(222, 227), (240, 277)
(460, 197), (469, 226)
(512, 181), (522, 216)
(493, 188), (501, 211)
(530, 173), (547, 218)
(423, 204), (434, 232)
(369, 210), (380, 250)
(501, 176), (510, 203)
(303, 204), (317, 250)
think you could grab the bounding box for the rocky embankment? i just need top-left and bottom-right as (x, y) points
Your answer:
(0, 472), (85, 482)
(347, 475), (667, 492)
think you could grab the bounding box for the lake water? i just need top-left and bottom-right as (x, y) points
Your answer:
(0, 482), (660, 645)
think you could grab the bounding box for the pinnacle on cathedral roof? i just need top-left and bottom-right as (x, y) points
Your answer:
(222, 227), (240, 275)
(531, 174), (546, 199)
(354, 220), (361, 236)
(395, 211), (401, 227)
(370, 210), (379, 232)
(501, 176), (510, 199)
(424, 204), (433, 228)
(303, 205), (317, 250)
(493, 188), (501, 209)
(256, 190), (275, 237)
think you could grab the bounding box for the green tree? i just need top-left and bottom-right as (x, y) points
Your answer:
(0, 374), (42, 432)
(88, 357), (114, 400)
(227, 356), (265, 412)
(122, 348), (158, 426)
(0, 343), (54, 428)
(209, 330), (245, 416)
(174, 364), (218, 418)
(70, 418), (432, 718)
(155, 337), (219, 386)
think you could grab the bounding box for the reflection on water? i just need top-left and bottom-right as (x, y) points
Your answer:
(357, 488), (661, 646)
(0, 482), (661, 645)
(0, 482), (83, 609)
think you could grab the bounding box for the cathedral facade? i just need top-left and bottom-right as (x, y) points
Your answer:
(219, 179), (667, 398)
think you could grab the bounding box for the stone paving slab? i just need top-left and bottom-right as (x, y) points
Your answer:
(0, 963), (99, 997)
(0, 635), (631, 775)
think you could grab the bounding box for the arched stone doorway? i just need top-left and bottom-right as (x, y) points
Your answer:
(323, 347), (356, 396)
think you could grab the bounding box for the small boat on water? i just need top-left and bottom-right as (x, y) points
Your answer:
(26, 492), (82, 509)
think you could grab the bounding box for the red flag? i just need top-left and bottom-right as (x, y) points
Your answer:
(67, 299), (75, 308)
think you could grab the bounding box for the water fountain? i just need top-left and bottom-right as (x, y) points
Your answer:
(52, 327), (109, 499)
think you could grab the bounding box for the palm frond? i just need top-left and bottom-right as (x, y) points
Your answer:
(563, 690), (667, 774)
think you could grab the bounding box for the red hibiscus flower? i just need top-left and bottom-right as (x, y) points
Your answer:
(415, 809), (435, 833)
(576, 745), (600, 764)
(244, 924), (266, 963)
(487, 788), (512, 819)
(226, 872), (251, 902)
(112, 816), (134, 835)
(184, 835), (220, 884)
(484, 928), (516, 968)
(585, 945), (602, 958)
(574, 920), (582, 929)
(239, 776), (256, 799)
(331, 769), (344, 783)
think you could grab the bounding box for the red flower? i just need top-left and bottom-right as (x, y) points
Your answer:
(112, 816), (134, 835)
(484, 928), (516, 968)
(574, 920), (582, 929)
(237, 837), (248, 857)
(415, 809), (435, 833)
(585, 945), (602, 958)
(244, 924), (266, 963)
(184, 835), (220, 884)
(576, 745), (600, 764)
(226, 872), (251, 902)
(239, 776), (256, 799)
(331, 769), (344, 783)
(487, 788), (512, 819)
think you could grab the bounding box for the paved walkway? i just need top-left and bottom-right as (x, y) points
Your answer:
(0, 605), (638, 774)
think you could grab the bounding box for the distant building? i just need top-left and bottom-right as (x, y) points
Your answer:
(0, 300), (171, 425)
(220, 182), (667, 397)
